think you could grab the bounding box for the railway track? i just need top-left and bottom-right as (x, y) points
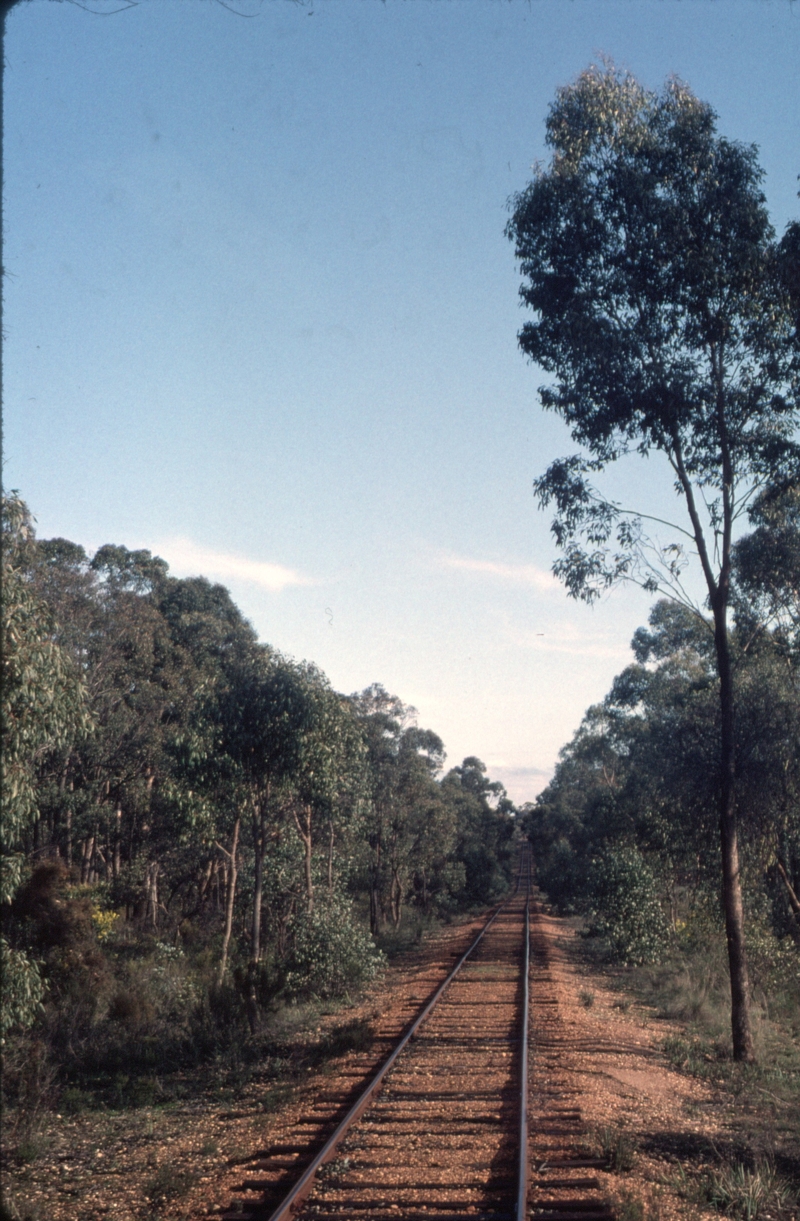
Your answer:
(219, 852), (615, 1221)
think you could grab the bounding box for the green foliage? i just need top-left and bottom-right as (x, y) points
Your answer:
(527, 590), (800, 1021)
(2, 500), (90, 881)
(350, 685), (465, 932)
(531, 838), (582, 912)
(734, 485), (800, 652)
(1, 497), (91, 1038)
(0, 941), (45, 1041)
(441, 757), (514, 906)
(588, 847), (669, 965)
(507, 65), (798, 602)
(284, 893), (385, 999)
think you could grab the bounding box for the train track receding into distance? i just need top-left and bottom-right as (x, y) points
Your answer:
(219, 849), (615, 1221)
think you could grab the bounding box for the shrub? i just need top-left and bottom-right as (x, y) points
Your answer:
(588, 847), (669, 965)
(0, 1037), (56, 1141)
(284, 894), (385, 999)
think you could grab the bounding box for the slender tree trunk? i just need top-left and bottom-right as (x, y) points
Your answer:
(369, 835), (382, 936)
(247, 790), (269, 1035)
(251, 801), (264, 963)
(277, 909), (291, 959)
(673, 436), (754, 1063)
(714, 601), (755, 1062)
(198, 856), (214, 906)
(65, 792), (73, 870)
(217, 817), (240, 986)
(303, 807), (314, 914)
(391, 869), (402, 927)
(52, 764), (68, 857)
(96, 844), (108, 882)
(145, 861), (160, 929)
(327, 821), (335, 894)
(81, 834), (94, 884)
(112, 806), (122, 879)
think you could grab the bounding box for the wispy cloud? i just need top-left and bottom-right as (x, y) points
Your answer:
(440, 553), (559, 591)
(156, 537), (314, 593)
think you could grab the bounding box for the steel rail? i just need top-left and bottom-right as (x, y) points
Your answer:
(264, 891), (513, 1221)
(516, 848), (531, 1221)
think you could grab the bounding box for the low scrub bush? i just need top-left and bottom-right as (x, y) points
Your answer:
(588, 847), (669, 966)
(0, 1037), (57, 1143)
(284, 895), (385, 999)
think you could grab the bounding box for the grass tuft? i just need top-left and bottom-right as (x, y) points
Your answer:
(600, 1125), (637, 1172)
(705, 1159), (795, 1221)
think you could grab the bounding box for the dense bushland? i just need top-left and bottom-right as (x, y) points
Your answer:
(1, 494), (515, 1125)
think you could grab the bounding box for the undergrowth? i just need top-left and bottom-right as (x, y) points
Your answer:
(571, 911), (800, 1214)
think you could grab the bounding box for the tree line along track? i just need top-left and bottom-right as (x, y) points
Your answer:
(218, 851), (615, 1221)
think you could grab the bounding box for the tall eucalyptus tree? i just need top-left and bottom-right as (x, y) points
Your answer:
(507, 64), (799, 1059)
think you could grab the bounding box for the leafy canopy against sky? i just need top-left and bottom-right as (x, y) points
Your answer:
(4, 0), (798, 802)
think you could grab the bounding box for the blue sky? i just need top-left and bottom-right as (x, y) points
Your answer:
(4, 0), (799, 801)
